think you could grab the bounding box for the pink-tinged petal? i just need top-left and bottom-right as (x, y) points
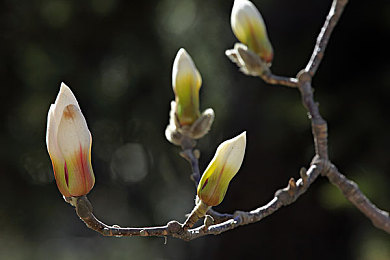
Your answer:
(61, 142), (95, 196)
(57, 104), (95, 196)
(46, 83), (95, 197)
(50, 158), (71, 197)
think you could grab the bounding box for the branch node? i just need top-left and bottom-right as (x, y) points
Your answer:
(275, 178), (299, 206)
(167, 221), (185, 235)
(193, 149), (200, 159)
(311, 156), (332, 176)
(321, 159), (333, 176)
(102, 227), (110, 236)
(202, 215), (215, 231)
(299, 167), (308, 184)
(287, 178), (298, 196)
(140, 229), (148, 236)
(183, 201), (211, 230)
(233, 210), (250, 224)
(297, 70), (312, 84)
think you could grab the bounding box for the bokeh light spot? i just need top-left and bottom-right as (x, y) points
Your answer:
(100, 56), (129, 100)
(110, 143), (148, 183)
(40, 0), (72, 28)
(157, 0), (197, 35)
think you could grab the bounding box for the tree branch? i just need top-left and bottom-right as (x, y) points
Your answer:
(296, 71), (328, 159)
(74, 161), (323, 240)
(305, 0), (349, 76)
(296, 0), (390, 234)
(324, 163), (390, 233)
(69, 0), (390, 240)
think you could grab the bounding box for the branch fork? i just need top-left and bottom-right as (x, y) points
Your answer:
(65, 0), (390, 240)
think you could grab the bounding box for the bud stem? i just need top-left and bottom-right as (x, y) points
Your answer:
(183, 200), (211, 230)
(75, 195), (94, 219)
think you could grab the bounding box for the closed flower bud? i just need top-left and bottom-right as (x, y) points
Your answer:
(172, 48), (202, 126)
(197, 132), (246, 206)
(231, 0), (273, 63)
(46, 83), (95, 197)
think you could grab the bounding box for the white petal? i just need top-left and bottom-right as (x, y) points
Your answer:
(46, 104), (63, 160)
(57, 104), (91, 158)
(232, 0), (263, 24)
(52, 82), (81, 126)
(172, 48), (202, 91)
(231, 0), (265, 39)
(216, 131), (246, 178)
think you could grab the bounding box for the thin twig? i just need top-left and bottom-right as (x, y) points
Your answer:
(181, 148), (201, 186)
(225, 44), (298, 88)
(207, 209), (234, 224)
(305, 0), (349, 76)
(261, 71), (298, 88)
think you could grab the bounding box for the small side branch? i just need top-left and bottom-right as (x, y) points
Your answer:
(225, 43), (298, 88)
(260, 71), (298, 88)
(180, 146), (201, 186)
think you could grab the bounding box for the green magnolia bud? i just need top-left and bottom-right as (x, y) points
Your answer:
(197, 132), (246, 206)
(231, 0), (274, 63)
(172, 48), (202, 126)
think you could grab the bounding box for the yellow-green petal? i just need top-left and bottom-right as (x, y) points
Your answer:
(197, 132), (246, 206)
(231, 0), (273, 63)
(172, 48), (202, 126)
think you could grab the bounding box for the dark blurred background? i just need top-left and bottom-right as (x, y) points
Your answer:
(1, 0), (389, 259)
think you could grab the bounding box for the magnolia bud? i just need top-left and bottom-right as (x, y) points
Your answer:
(197, 132), (246, 206)
(231, 0), (273, 63)
(172, 48), (202, 126)
(46, 83), (95, 197)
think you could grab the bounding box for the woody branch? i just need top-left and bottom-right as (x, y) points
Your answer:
(66, 0), (390, 239)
